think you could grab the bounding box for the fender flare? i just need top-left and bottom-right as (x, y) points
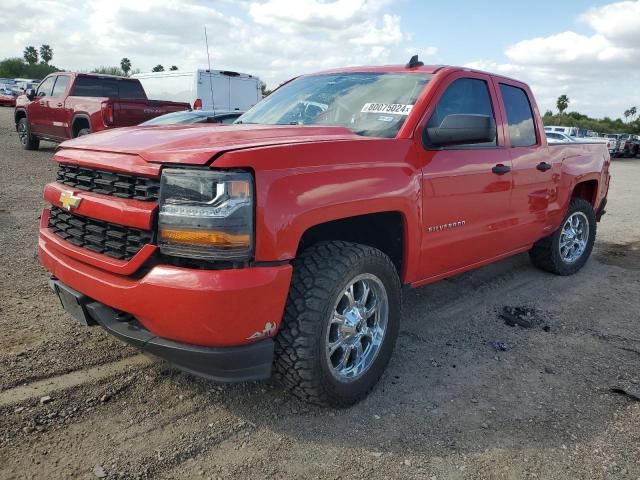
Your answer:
(70, 113), (92, 137)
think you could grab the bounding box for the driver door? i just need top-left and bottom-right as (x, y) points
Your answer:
(27, 75), (56, 136)
(414, 73), (514, 280)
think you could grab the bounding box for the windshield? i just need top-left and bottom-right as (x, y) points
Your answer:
(140, 111), (206, 126)
(237, 72), (432, 138)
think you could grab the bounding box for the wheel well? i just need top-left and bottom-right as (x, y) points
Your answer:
(72, 117), (90, 137)
(297, 212), (404, 275)
(572, 180), (598, 207)
(14, 109), (26, 126)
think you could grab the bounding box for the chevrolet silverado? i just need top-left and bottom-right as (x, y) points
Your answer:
(38, 59), (610, 406)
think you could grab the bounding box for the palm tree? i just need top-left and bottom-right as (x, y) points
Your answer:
(120, 58), (132, 77)
(23, 46), (38, 65)
(556, 95), (569, 115)
(624, 109), (631, 122)
(39, 45), (53, 65)
(152, 64), (165, 72)
(630, 106), (637, 121)
(169, 65), (178, 71)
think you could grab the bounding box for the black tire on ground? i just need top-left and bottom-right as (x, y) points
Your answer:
(17, 117), (39, 150)
(529, 197), (596, 276)
(77, 128), (91, 137)
(274, 241), (401, 407)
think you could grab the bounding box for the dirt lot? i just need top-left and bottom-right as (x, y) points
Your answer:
(0, 106), (638, 480)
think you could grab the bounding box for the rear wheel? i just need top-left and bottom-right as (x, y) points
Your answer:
(274, 241), (401, 407)
(529, 197), (596, 275)
(17, 118), (39, 150)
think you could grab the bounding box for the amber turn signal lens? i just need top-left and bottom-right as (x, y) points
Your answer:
(159, 228), (250, 248)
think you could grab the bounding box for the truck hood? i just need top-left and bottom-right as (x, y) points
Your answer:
(60, 124), (365, 165)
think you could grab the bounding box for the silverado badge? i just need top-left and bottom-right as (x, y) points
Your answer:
(59, 191), (81, 211)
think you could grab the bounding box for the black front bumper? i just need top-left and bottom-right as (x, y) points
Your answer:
(51, 279), (274, 382)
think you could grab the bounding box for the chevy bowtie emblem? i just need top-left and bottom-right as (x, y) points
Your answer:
(59, 191), (81, 211)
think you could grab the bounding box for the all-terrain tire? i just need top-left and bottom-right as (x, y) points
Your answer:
(17, 117), (39, 150)
(274, 241), (401, 407)
(529, 197), (596, 275)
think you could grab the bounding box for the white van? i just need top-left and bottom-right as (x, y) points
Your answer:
(132, 69), (262, 111)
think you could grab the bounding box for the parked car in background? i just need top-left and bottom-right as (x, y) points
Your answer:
(132, 69), (261, 111)
(0, 88), (17, 107)
(139, 110), (243, 126)
(619, 134), (640, 158)
(545, 131), (576, 143)
(39, 61), (610, 406)
(14, 72), (190, 150)
(544, 125), (579, 136)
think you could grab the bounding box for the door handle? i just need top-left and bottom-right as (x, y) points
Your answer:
(39, 101), (45, 106)
(492, 164), (511, 175)
(56, 102), (63, 107)
(536, 162), (552, 172)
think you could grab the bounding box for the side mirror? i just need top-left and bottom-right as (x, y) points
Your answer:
(425, 114), (496, 148)
(26, 89), (36, 101)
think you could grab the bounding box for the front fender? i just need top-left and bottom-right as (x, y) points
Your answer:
(215, 139), (423, 282)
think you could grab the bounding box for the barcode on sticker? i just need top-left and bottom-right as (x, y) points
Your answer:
(361, 103), (413, 115)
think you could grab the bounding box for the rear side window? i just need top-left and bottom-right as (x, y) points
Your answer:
(52, 76), (70, 97)
(426, 78), (496, 146)
(500, 84), (537, 147)
(71, 77), (146, 100)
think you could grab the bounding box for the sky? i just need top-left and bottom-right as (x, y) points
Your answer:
(0, 0), (638, 118)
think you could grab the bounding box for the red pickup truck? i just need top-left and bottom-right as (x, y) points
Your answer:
(38, 60), (610, 406)
(14, 72), (189, 150)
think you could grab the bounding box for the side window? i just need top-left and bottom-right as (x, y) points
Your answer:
(499, 84), (537, 147)
(36, 76), (56, 97)
(52, 76), (70, 97)
(426, 78), (496, 146)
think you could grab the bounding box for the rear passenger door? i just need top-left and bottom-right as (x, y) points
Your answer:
(48, 75), (71, 139)
(415, 73), (514, 279)
(496, 81), (555, 247)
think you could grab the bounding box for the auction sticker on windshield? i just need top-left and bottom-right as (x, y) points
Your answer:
(361, 103), (413, 115)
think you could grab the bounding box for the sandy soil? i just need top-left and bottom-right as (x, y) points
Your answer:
(0, 107), (638, 480)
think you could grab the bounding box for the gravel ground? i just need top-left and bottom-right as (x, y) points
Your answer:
(0, 106), (639, 480)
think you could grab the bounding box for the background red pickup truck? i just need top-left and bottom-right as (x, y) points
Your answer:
(38, 61), (610, 407)
(14, 72), (190, 150)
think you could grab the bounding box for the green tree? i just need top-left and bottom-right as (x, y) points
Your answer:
(543, 110), (553, 118)
(0, 57), (59, 79)
(630, 106), (637, 121)
(624, 109), (631, 122)
(556, 95), (569, 115)
(39, 45), (53, 65)
(260, 80), (271, 97)
(152, 64), (165, 72)
(169, 65), (178, 71)
(91, 66), (126, 76)
(120, 57), (131, 76)
(23, 46), (38, 65)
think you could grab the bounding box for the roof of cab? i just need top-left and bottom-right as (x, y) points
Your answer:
(303, 64), (529, 87)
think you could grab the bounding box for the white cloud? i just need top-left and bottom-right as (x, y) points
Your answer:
(467, 1), (640, 118)
(0, 0), (434, 90)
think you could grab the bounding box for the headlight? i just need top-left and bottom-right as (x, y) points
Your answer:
(158, 169), (253, 260)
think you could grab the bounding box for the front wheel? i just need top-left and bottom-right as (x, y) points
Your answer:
(274, 241), (401, 407)
(17, 117), (39, 150)
(529, 197), (596, 275)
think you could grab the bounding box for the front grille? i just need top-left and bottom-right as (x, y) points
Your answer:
(48, 207), (153, 260)
(57, 164), (160, 202)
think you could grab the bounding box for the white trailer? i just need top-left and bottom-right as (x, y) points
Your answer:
(132, 69), (262, 111)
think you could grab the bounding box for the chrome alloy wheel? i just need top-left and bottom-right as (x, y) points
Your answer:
(559, 212), (589, 264)
(325, 273), (389, 382)
(18, 121), (28, 145)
